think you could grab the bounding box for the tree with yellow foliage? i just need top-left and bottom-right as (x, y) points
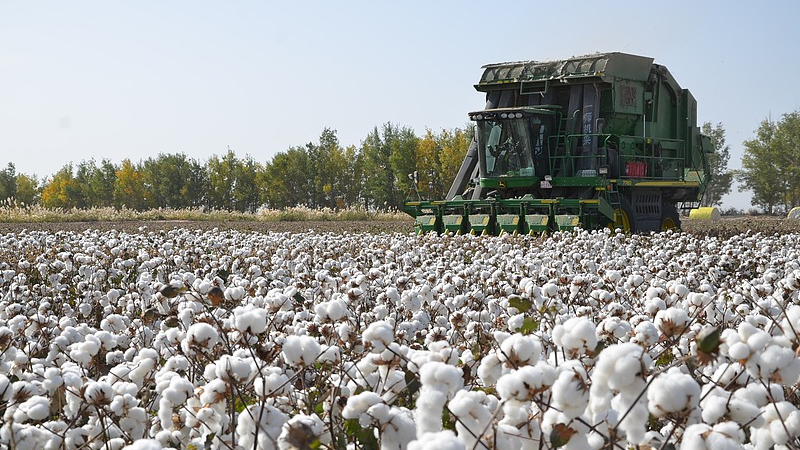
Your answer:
(114, 159), (147, 210)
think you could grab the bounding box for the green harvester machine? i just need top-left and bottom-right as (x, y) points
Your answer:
(404, 52), (713, 234)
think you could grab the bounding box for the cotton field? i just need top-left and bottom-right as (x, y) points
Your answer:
(1, 226), (800, 450)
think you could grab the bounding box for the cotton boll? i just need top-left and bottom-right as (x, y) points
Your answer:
(654, 307), (690, 337)
(12, 395), (50, 422)
(632, 321), (659, 346)
(84, 381), (114, 406)
(552, 317), (597, 358)
(281, 335), (321, 368)
(498, 333), (542, 367)
(477, 353), (503, 386)
(342, 391), (383, 427)
(496, 361), (556, 402)
(448, 390), (495, 450)
(752, 401), (800, 448)
(408, 430), (465, 450)
(236, 403), (288, 450)
(232, 304), (268, 334)
(682, 422), (744, 450)
(363, 320), (395, 353)
(647, 367), (700, 419)
(416, 362), (464, 436)
(551, 364), (590, 419)
(181, 322), (219, 356)
(215, 354), (255, 383)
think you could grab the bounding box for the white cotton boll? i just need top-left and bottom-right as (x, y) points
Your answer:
(753, 401), (800, 448)
(342, 391), (383, 427)
(632, 321), (659, 346)
(379, 407), (417, 450)
(498, 334), (542, 367)
(318, 345), (341, 364)
(654, 307), (689, 337)
(552, 365), (590, 418)
(161, 376), (194, 405)
(233, 304), (268, 334)
(417, 362), (464, 436)
(647, 367), (700, 419)
(224, 285), (245, 301)
(542, 283), (558, 298)
(121, 439), (169, 450)
(215, 355), (254, 383)
(477, 353), (503, 386)
(507, 313), (525, 332)
(704, 422), (745, 450)
(13, 395), (50, 422)
(254, 370), (292, 398)
(419, 362), (463, 399)
(408, 431), (465, 450)
(496, 361), (556, 402)
(237, 404), (288, 450)
(84, 381), (114, 406)
(727, 341), (750, 361)
(363, 320), (395, 353)
(752, 344), (800, 384)
(701, 394), (728, 424)
(182, 322), (219, 355)
(281, 335), (321, 368)
(552, 317), (597, 358)
(448, 390), (496, 449)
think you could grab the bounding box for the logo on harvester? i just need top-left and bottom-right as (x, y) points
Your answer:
(498, 180), (507, 189)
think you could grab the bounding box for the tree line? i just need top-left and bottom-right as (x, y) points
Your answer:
(0, 123), (471, 212)
(2, 112), (800, 214)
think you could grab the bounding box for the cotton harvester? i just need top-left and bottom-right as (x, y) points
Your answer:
(403, 52), (713, 234)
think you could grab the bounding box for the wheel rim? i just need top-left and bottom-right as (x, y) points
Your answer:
(608, 208), (631, 233)
(661, 217), (678, 231)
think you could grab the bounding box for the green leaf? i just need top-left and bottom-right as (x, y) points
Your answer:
(343, 419), (378, 450)
(508, 296), (532, 312)
(520, 317), (540, 335)
(696, 326), (721, 354)
(159, 284), (187, 298)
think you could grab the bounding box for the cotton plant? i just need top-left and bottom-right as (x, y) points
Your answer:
(4, 227), (800, 449)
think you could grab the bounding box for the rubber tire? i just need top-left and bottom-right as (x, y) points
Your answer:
(608, 197), (635, 233)
(660, 203), (681, 231)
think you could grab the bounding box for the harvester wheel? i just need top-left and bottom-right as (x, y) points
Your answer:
(660, 204), (681, 231)
(608, 200), (635, 233)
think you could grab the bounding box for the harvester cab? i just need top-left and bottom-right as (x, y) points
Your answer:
(404, 52), (713, 235)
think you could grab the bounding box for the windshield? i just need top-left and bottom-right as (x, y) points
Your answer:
(477, 117), (542, 178)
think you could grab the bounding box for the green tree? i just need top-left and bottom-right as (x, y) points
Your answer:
(777, 111), (800, 209)
(206, 149), (263, 212)
(15, 173), (40, 206)
(339, 144), (364, 208)
(141, 153), (207, 209)
(738, 113), (800, 214)
(0, 163), (16, 204)
(362, 123), (418, 210)
(262, 147), (311, 208)
(700, 122), (733, 207)
(73, 159), (117, 208)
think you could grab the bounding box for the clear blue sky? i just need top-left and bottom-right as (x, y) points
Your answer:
(2, 1), (799, 210)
